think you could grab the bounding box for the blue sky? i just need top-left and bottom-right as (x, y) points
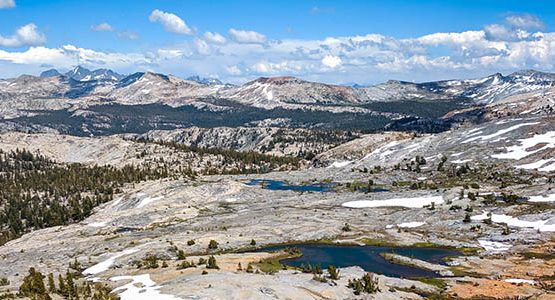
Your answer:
(2, 0), (555, 83)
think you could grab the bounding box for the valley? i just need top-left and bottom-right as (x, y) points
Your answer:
(0, 68), (554, 299)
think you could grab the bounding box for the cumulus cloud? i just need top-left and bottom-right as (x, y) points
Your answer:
(506, 13), (544, 29)
(0, 23), (46, 48)
(91, 23), (114, 32)
(149, 9), (192, 35)
(321, 55), (342, 68)
(228, 28), (266, 44)
(5, 13), (555, 84)
(193, 38), (211, 55)
(204, 31), (226, 44)
(0, 0), (15, 9)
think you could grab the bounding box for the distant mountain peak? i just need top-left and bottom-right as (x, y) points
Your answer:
(186, 75), (223, 85)
(39, 69), (62, 78)
(248, 76), (303, 85)
(63, 66), (124, 82)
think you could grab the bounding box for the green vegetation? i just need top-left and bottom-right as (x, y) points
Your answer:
(139, 139), (302, 174)
(341, 223), (352, 232)
(208, 240), (219, 250)
(135, 255), (160, 269)
(327, 265), (340, 280)
(520, 251), (555, 260)
(347, 273), (380, 295)
(0, 278), (9, 286)
(0, 149), (170, 245)
(414, 277), (447, 289)
(255, 247), (302, 274)
(13, 267), (117, 300)
(206, 256), (219, 269)
(300, 264), (322, 274)
(177, 260), (196, 270)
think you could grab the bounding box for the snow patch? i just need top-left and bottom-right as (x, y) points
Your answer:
(527, 193), (555, 203)
(451, 159), (472, 164)
(478, 240), (511, 252)
(504, 278), (535, 285)
(84, 248), (140, 275)
(492, 131), (555, 160)
(137, 195), (164, 208)
(342, 196), (443, 208)
(87, 221), (107, 228)
(328, 160), (353, 168)
(111, 274), (183, 300)
(450, 152), (465, 157)
(471, 212), (555, 232)
(462, 122), (539, 144)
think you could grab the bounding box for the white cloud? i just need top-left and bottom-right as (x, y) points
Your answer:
(193, 38), (211, 55)
(321, 55), (342, 68)
(117, 31), (139, 40)
(0, 46), (66, 64)
(5, 14), (555, 85)
(149, 9), (192, 35)
(225, 65), (242, 75)
(91, 23), (114, 32)
(228, 28), (267, 44)
(204, 31), (226, 44)
(417, 31), (485, 46)
(0, 0), (15, 9)
(506, 14), (544, 29)
(0, 23), (46, 48)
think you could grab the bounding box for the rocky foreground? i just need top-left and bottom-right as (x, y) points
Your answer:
(0, 115), (554, 299)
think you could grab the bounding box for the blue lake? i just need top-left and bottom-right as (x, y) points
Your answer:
(245, 179), (389, 193)
(258, 244), (460, 278)
(245, 179), (336, 193)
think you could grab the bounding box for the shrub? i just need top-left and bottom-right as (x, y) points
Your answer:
(327, 265), (340, 280)
(177, 260), (195, 270)
(206, 256), (219, 269)
(341, 223), (352, 232)
(348, 273), (380, 295)
(208, 240), (218, 250)
(463, 213), (471, 223)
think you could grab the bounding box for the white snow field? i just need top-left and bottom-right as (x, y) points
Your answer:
(84, 247), (140, 275)
(478, 240), (512, 252)
(111, 274), (183, 300)
(471, 212), (555, 232)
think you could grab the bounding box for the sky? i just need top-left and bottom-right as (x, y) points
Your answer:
(2, 0), (555, 84)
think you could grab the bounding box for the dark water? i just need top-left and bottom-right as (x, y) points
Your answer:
(245, 179), (336, 193)
(245, 179), (389, 193)
(259, 244), (460, 278)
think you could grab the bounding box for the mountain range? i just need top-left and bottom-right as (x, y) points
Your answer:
(13, 67), (555, 109)
(1, 67), (554, 135)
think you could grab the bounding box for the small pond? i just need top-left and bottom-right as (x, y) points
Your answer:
(258, 243), (460, 278)
(245, 179), (389, 193)
(245, 179), (336, 193)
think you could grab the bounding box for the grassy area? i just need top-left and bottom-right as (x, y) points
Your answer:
(359, 238), (399, 247)
(448, 265), (483, 278)
(414, 277), (447, 289)
(520, 251), (555, 260)
(254, 248), (303, 274)
(411, 242), (480, 256)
